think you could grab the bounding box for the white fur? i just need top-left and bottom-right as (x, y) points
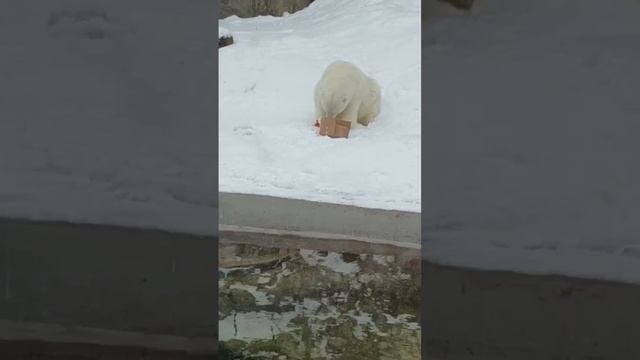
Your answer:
(314, 60), (381, 126)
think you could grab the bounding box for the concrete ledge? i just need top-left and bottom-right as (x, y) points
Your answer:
(0, 340), (214, 360)
(0, 218), (217, 340)
(219, 193), (420, 246)
(0, 319), (215, 356)
(220, 230), (421, 262)
(424, 261), (640, 360)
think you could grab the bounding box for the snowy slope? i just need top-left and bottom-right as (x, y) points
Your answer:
(0, 0), (217, 235)
(219, 26), (231, 39)
(219, 0), (421, 213)
(424, 0), (640, 283)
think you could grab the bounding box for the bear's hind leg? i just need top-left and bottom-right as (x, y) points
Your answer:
(339, 100), (360, 126)
(357, 117), (370, 126)
(357, 113), (375, 126)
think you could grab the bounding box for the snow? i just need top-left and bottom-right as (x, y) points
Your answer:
(424, 0), (640, 284)
(219, 0), (421, 213)
(219, 26), (231, 39)
(219, 310), (301, 342)
(300, 249), (360, 274)
(0, 1), (216, 235)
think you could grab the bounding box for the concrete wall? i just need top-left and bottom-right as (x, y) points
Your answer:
(219, 192), (421, 247)
(423, 0), (474, 21)
(220, 0), (312, 19)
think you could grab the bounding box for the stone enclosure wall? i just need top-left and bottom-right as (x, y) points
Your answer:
(424, 0), (475, 21)
(219, 0), (314, 19)
(219, 0), (474, 22)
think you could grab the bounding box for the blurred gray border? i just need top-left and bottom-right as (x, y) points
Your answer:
(0, 0), (219, 356)
(421, 4), (640, 360)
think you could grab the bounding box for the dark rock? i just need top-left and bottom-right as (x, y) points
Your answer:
(220, 0), (312, 19)
(341, 252), (360, 263)
(444, 0), (474, 10)
(219, 35), (234, 48)
(225, 288), (256, 311)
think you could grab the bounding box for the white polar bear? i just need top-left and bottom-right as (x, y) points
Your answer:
(314, 60), (381, 127)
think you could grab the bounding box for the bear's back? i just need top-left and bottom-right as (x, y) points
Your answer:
(321, 61), (369, 92)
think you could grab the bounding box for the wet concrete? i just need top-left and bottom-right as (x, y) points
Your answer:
(219, 193), (420, 246)
(218, 238), (421, 359)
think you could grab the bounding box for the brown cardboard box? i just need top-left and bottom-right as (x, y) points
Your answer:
(319, 118), (352, 139)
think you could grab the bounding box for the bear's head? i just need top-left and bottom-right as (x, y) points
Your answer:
(321, 89), (353, 119)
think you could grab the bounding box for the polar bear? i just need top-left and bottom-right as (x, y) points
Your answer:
(314, 60), (381, 127)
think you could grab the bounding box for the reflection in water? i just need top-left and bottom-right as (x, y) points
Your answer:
(219, 242), (421, 360)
